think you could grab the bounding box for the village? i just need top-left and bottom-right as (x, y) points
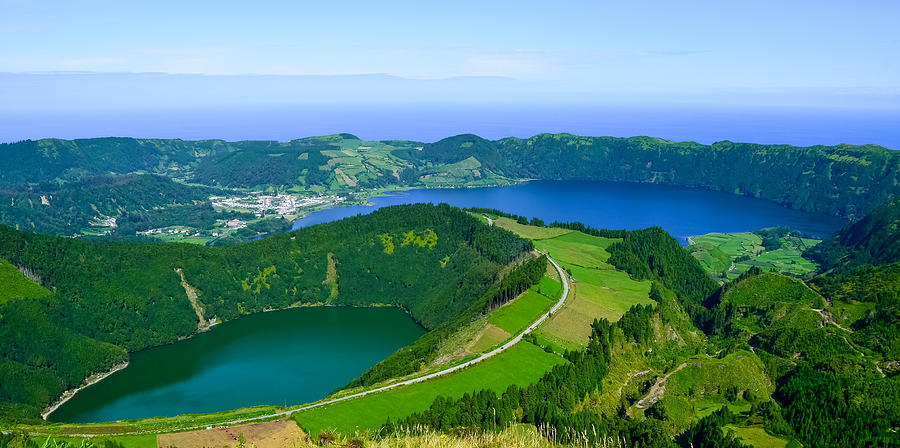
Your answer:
(130, 193), (347, 242)
(210, 193), (345, 218)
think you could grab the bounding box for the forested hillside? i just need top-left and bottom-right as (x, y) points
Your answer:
(804, 197), (900, 271)
(1, 133), (897, 241)
(0, 204), (532, 422)
(0, 174), (223, 235)
(402, 133), (900, 218)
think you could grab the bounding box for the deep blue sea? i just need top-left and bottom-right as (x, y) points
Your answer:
(293, 180), (846, 244)
(2, 104), (898, 149)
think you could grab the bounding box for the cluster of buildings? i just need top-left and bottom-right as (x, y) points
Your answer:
(210, 193), (344, 218)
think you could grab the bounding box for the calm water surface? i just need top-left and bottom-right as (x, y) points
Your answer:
(51, 307), (424, 423)
(294, 180), (845, 243)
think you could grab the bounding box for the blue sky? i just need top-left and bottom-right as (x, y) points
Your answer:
(0, 0), (898, 109)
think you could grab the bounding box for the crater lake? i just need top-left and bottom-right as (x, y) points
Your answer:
(50, 306), (424, 423)
(293, 180), (846, 243)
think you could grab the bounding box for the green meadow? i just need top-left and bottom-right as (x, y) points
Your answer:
(488, 281), (558, 335)
(519, 228), (653, 350)
(726, 425), (793, 448)
(0, 258), (51, 304)
(534, 231), (617, 269)
(493, 217), (573, 240)
(293, 342), (567, 435)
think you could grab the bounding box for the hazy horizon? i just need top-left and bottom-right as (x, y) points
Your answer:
(3, 100), (898, 150)
(2, 1), (898, 147)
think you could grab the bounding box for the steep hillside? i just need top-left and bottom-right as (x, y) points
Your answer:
(804, 198), (900, 271)
(0, 174), (224, 235)
(0, 204), (531, 421)
(404, 133), (900, 218)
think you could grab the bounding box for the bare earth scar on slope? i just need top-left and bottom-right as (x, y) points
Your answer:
(175, 267), (209, 330)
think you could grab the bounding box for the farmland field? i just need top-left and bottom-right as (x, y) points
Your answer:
(688, 232), (820, 281)
(493, 217), (572, 240)
(293, 342), (567, 435)
(534, 231), (617, 269)
(489, 284), (557, 335)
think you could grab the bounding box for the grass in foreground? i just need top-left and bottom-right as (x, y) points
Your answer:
(293, 342), (567, 435)
(25, 435), (157, 448)
(14, 425), (565, 448)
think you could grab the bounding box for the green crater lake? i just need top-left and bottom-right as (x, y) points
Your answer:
(50, 307), (425, 423)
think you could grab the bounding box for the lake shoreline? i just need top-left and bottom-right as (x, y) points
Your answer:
(45, 304), (411, 422)
(50, 306), (424, 423)
(292, 180), (845, 241)
(42, 361), (130, 421)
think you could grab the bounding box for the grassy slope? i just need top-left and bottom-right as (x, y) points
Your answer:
(726, 425), (791, 448)
(659, 350), (772, 428)
(534, 231), (616, 269)
(722, 273), (825, 335)
(293, 342), (567, 434)
(467, 324), (511, 354)
(493, 217), (572, 240)
(489, 286), (555, 335)
(0, 258), (51, 304)
(530, 231), (653, 350)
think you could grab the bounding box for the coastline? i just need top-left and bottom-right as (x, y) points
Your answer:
(41, 361), (129, 421)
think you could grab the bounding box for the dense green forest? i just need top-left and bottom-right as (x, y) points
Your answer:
(0, 133), (897, 241)
(0, 204), (533, 422)
(0, 175), (220, 235)
(804, 198), (900, 272)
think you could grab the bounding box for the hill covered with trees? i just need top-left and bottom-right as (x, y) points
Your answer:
(0, 134), (897, 241)
(804, 197), (900, 272)
(0, 204), (533, 422)
(402, 133), (900, 218)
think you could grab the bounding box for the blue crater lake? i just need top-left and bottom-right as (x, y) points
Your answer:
(50, 307), (425, 423)
(294, 180), (845, 243)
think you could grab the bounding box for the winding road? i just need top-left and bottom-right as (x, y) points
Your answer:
(159, 254), (570, 434)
